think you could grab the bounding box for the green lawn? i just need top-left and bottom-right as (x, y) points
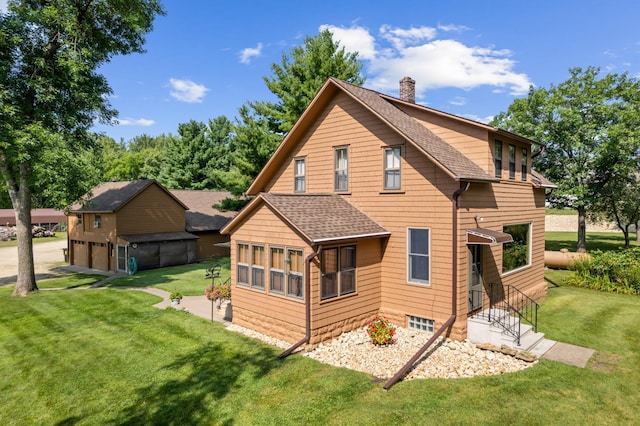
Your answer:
(37, 273), (107, 289)
(103, 257), (230, 296)
(0, 231), (67, 248)
(1, 278), (640, 424)
(545, 231), (639, 252)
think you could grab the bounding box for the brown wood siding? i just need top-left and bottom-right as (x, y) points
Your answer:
(116, 184), (185, 235)
(311, 238), (382, 331)
(229, 203), (308, 333)
(194, 232), (230, 259)
(231, 89), (546, 340)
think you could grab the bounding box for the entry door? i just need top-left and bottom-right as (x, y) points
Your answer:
(117, 245), (128, 272)
(468, 245), (483, 311)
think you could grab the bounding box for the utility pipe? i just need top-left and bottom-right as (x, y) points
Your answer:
(383, 182), (470, 390)
(278, 245), (322, 359)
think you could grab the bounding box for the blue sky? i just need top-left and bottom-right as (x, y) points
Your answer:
(3, 0), (640, 142)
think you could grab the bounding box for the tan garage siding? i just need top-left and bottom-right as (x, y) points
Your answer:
(71, 240), (88, 267)
(117, 184), (185, 235)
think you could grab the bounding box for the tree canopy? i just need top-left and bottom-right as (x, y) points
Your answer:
(492, 67), (640, 251)
(0, 0), (164, 295)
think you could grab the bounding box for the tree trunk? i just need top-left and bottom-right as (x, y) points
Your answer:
(9, 176), (37, 296)
(577, 205), (587, 253)
(637, 222), (640, 242)
(622, 225), (630, 249)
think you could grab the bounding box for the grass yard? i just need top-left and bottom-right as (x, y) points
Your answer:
(545, 231), (639, 252)
(0, 231), (67, 248)
(1, 278), (640, 424)
(103, 257), (230, 296)
(37, 273), (107, 289)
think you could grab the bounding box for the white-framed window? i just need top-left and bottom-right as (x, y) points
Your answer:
(408, 228), (430, 285)
(287, 248), (304, 299)
(320, 245), (356, 300)
(93, 214), (101, 228)
(251, 245), (265, 290)
(521, 148), (528, 181)
(270, 246), (285, 294)
(494, 140), (503, 178)
(334, 146), (348, 192)
(408, 315), (434, 333)
(237, 243), (249, 286)
(294, 158), (306, 193)
(383, 146), (401, 190)
(502, 223), (531, 273)
(508, 144), (516, 180)
(76, 213), (83, 225)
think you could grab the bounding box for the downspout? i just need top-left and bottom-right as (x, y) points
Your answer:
(383, 181), (471, 391)
(278, 245), (322, 359)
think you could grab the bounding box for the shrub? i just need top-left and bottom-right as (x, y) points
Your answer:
(169, 291), (182, 301)
(366, 316), (396, 346)
(568, 248), (640, 294)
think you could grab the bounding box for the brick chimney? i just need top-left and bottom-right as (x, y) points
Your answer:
(399, 76), (415, 103)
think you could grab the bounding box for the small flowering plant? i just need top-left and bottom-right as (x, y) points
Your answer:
(205, 281), (231, 301)
(366, 316), (396, 346)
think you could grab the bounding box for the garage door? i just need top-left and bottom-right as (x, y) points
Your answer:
(90, 242), (109, 271)
(72, 240), (88, 267)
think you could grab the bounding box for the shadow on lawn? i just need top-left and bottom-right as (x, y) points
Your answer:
(108, 340), (278, 425)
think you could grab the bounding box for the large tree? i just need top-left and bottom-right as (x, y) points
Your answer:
(230, 30), (365, 195)
(157, 117), (234, 190)
(0, 0), (164, 296)
(492, 67), (640, 252)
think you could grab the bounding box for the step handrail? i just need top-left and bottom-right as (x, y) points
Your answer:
(487, 283), (539, 345)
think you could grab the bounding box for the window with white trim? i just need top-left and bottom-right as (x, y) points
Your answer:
(408, 228), (430, 285)
(334, 147), (348, 192)
(383, 146), (401, 190)
(408, 315), (434, 333)
(294, 158), (306, 193)
(76, 213), (83, 225)
(502, 223), (531, 273)
(237, 243), (249, 286)
(93, 214), (101, 228)
(321, 245), (356, 300)
(251, 245), (265, 289)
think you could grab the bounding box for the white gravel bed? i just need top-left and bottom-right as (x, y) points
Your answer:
(226, 324), (535, 381)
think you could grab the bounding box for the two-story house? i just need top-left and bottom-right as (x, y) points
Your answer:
(221, 77), (554, 348)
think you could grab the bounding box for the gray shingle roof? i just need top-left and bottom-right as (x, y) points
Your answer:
(531, 170), (557, 189)
(69, 180), (187, 213)
(260, 193), (390, 244)
(169, 190), (237, 232)
(331, 78), (497, 182)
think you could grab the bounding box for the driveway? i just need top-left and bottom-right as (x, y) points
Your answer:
(0, 238), (68, 284)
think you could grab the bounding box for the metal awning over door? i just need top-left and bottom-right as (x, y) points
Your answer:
(466, 228), (513, 245)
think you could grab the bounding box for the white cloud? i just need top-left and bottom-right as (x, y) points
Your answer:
(437, 24), (470, 33)
(368, 38), (531, 96)
(319, 23), (532, 97)
(380, 25), (437, 50)
(117, 117), (155, 126)
(320, 24), (377, 60)
(0, 0), (7, 13)
(168, 78), (208, 103)
(461, 114), (494, 124)
(239, 43), (263, 64)
(449, 96), (466, 106)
